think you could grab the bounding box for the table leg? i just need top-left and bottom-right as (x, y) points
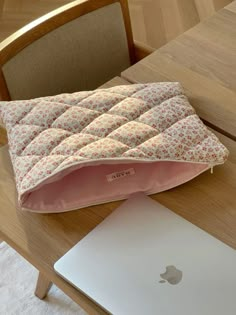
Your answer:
(34, 271), (53, 299)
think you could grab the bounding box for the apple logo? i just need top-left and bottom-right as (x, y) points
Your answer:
(159, 265), (183, 285)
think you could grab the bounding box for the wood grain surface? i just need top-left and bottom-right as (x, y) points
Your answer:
(122, 1), (236, 140)
(0, 0), (233, 47)
(129, 0), (233, 48)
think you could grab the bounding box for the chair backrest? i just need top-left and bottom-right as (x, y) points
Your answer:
(0, 0), (135, 100)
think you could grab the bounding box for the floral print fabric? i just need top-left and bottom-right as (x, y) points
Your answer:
(0, 82), (229, 209)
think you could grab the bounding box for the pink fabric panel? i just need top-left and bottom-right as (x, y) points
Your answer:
(22, 161), (208, 212)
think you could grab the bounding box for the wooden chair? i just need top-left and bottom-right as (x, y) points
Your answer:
(0, 0), (154, 101)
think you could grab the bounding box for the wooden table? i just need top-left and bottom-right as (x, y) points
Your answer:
(0, 1), (4, 15)
(122, 0), (236, 141)
(0, 75), (236, 314)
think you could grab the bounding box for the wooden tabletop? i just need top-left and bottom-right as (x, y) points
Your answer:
(0, 76), (236, 314)
(122, 1), (236, 141)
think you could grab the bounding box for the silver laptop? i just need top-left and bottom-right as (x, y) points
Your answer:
(54, 194), (236, 315)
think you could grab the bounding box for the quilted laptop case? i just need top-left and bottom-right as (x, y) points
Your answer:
(0, 82), (228, 212)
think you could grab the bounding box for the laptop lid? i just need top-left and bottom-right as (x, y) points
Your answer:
(54, 194), (236, 315)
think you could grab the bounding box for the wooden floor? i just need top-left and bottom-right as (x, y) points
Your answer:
(0, 0), (233, 47)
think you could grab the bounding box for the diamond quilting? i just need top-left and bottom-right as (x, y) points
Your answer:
(0, 82), (229, 201)
(13, 155), (42, 186)
(8, 124), (45, 155)
(104, 84), (145, 96)
(51, 134), (100, 155)
(78, 92), (126, 113)
(108, 97), (151, 120)
(137, 95), (195, 132)
(132, 82), (183, 107)
(138, 133), (187, 160)
(108, 121), (158, 148)
(56, 156), (87, 170)
(122, 148), (148, 159)
(182, 135), (227, 163)
(20, 155), (67, 191)
(78, 138), (130, 159)
(81, 113), (129, 137)
(52, 106), (100, 133)
(41, 91), (94, 105)
(1, 100), (36, 127)
(164, 115), (207, 147)
(19, 101), (70, 128)
(21, 129), (72, 156)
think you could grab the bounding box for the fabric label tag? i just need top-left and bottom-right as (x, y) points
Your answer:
(106, 168), (135, 182)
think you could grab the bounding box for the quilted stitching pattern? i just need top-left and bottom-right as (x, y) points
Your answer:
(0, 83), (229, 199)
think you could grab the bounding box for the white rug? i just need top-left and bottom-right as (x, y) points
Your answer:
(0, 242), (87, 315)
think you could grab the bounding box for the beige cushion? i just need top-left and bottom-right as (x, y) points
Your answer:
(2, 3), (130, 100)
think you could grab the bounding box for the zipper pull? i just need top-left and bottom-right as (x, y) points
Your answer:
(210, 164), (214, 174)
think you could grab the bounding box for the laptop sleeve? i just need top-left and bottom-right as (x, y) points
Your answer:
(0, 82), (229, 213)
